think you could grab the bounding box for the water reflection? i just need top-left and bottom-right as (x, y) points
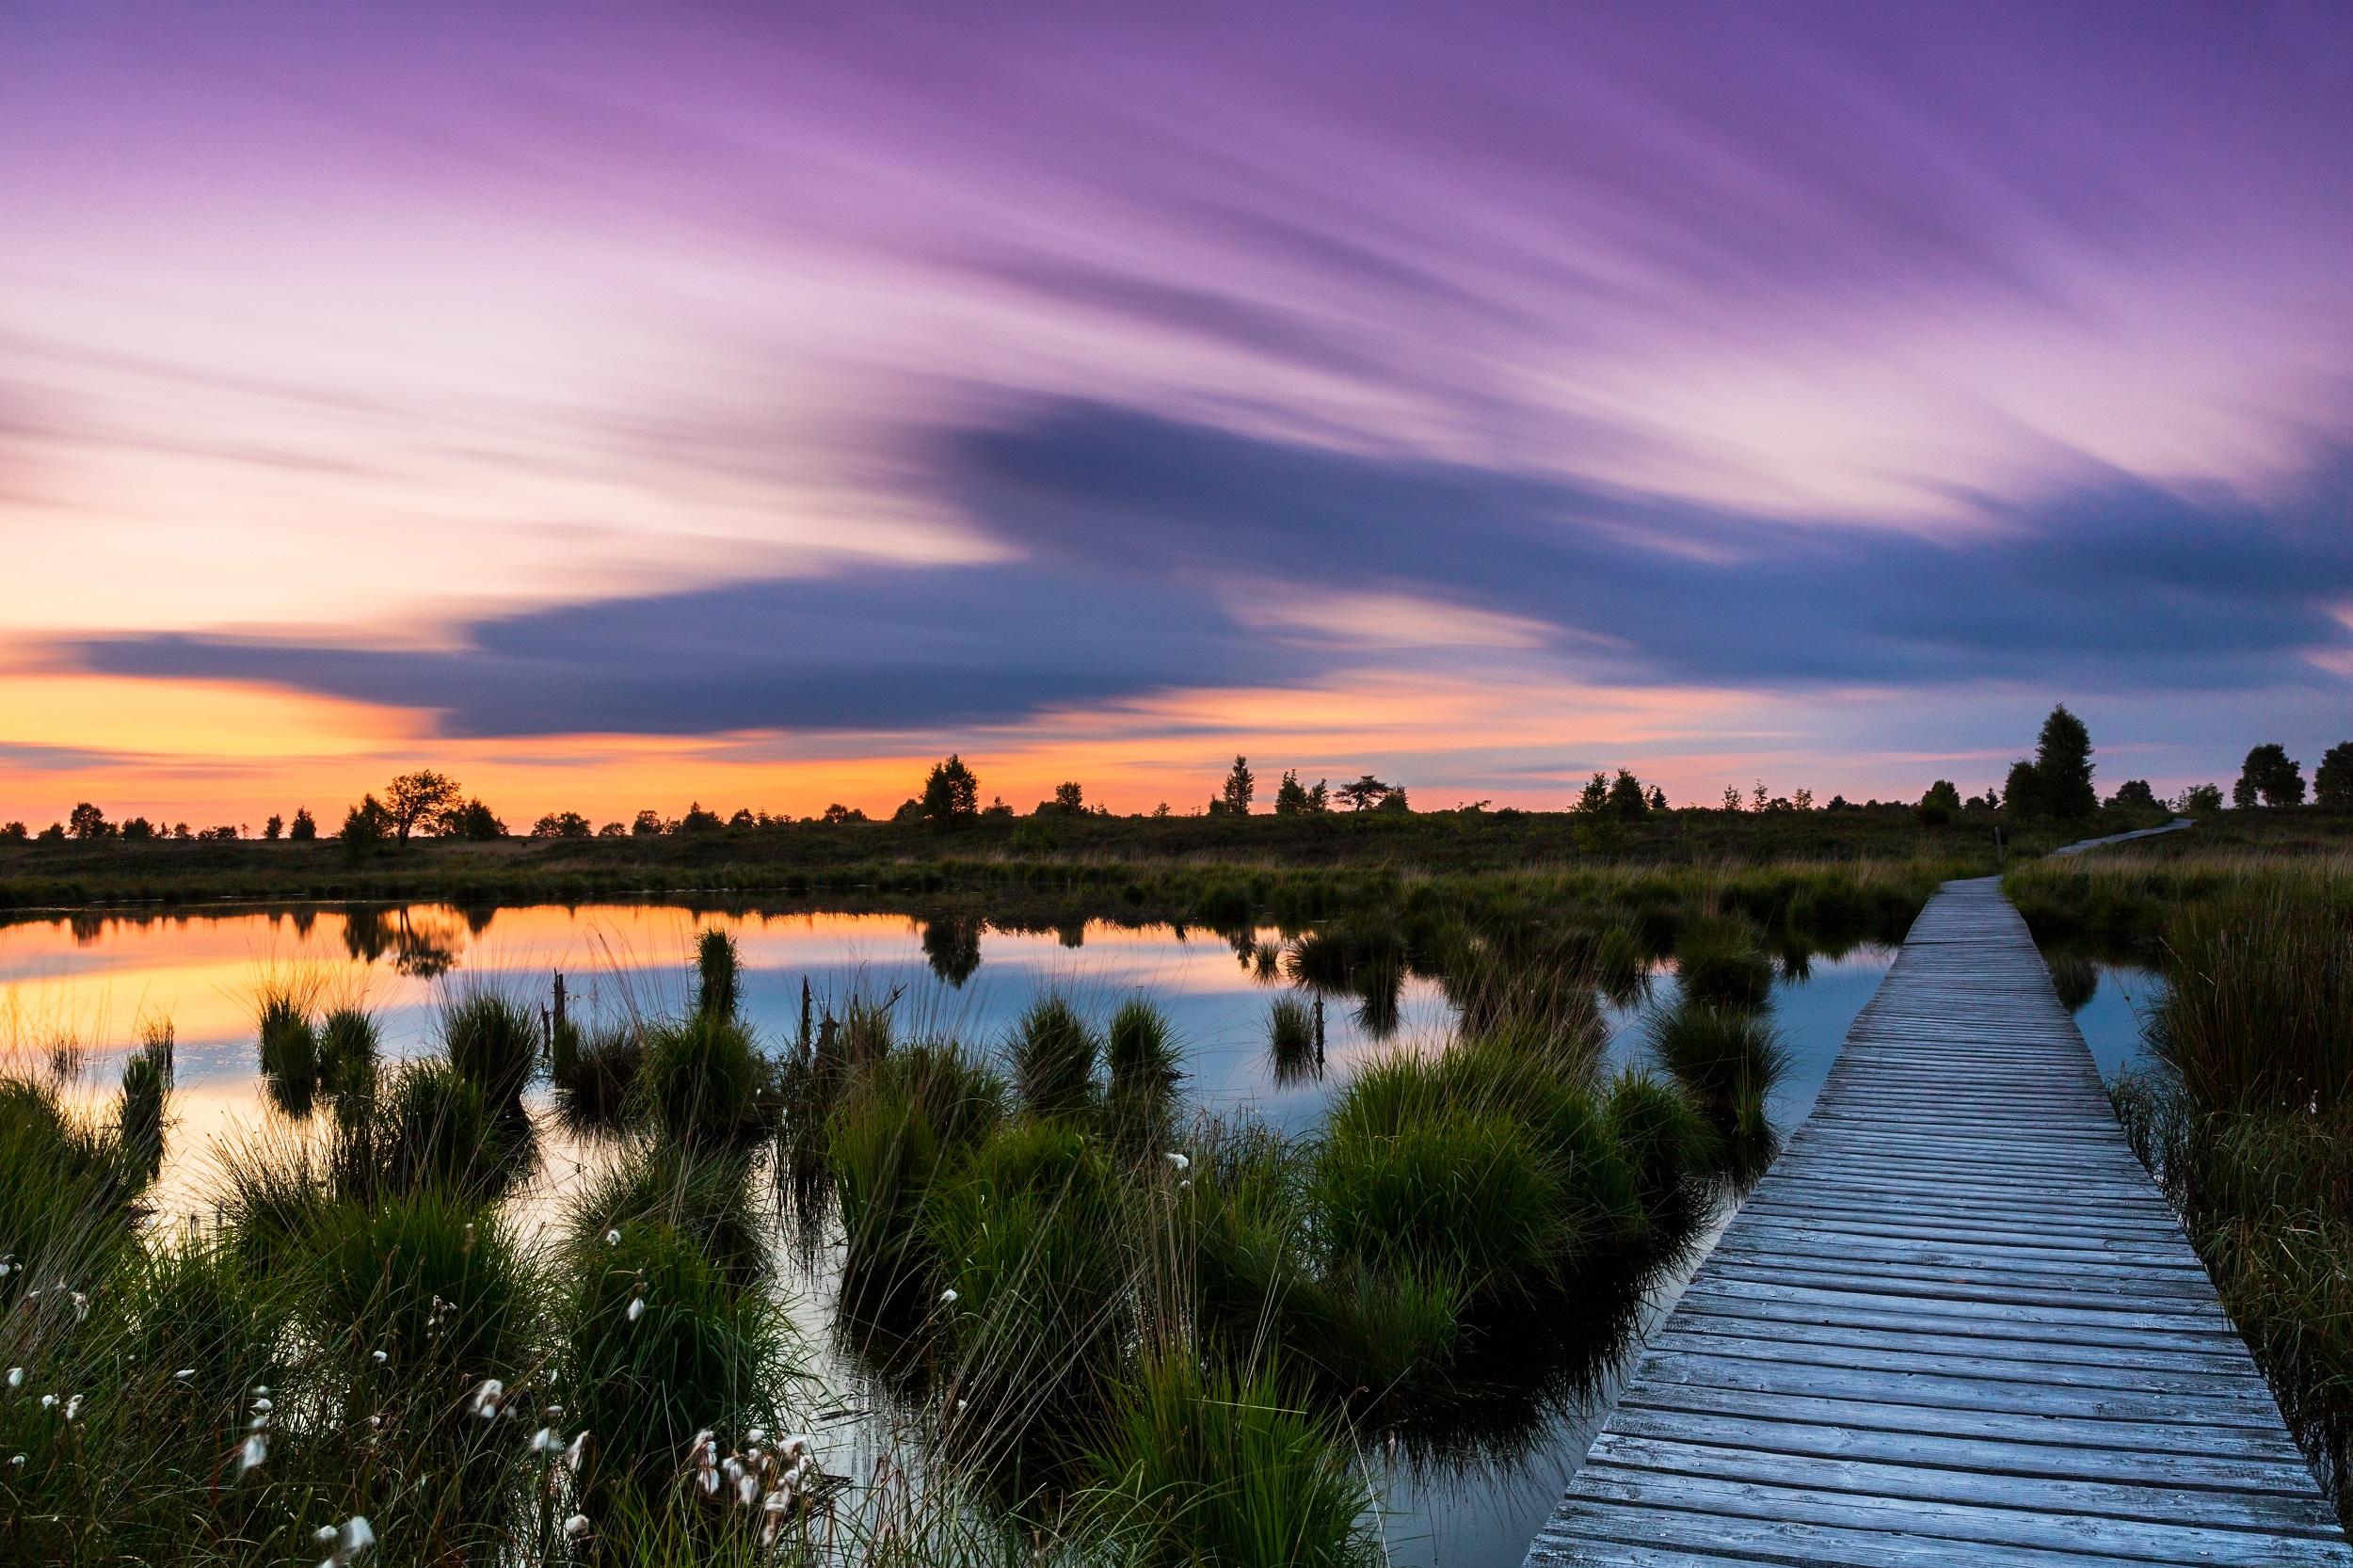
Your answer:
(1, 899), (1906, 1568)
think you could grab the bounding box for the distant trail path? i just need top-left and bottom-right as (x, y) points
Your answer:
(1523, 844), (2348, 1567)
(2043, 816), (2195, 857)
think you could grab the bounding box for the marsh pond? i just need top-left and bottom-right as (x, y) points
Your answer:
(0, 896), (2157, 1567)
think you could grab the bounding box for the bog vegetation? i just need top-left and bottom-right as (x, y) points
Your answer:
(10, 704), (2292, 916)
(0, 869), (1846, 1565)
(2018, 847), (2353, 1528)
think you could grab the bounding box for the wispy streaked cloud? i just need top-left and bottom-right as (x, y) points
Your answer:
(4, 0), (2351, 819)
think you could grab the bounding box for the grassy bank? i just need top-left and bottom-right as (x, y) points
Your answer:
(2007, 814), (2353, 955)
(0, 803), (2172, 916)
(2102, 872), (2353, 1525)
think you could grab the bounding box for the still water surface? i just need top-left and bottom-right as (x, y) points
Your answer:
(0, 902), (2156, 1566)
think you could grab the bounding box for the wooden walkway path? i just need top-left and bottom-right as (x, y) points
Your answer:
(1527, 873), (2351, 1566)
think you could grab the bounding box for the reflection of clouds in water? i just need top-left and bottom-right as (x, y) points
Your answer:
(0, 904), (1465, 1189)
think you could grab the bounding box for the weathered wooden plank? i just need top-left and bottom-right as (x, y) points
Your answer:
(1523, 868), (2349, 1565)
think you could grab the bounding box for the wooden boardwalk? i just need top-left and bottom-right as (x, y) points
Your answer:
(1527, 873), (2352, 1567)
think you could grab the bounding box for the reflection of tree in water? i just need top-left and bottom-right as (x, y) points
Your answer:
(1055, 920), (1085, 950)
(338, 904), (463, 978)
(920, 916), (982, 987)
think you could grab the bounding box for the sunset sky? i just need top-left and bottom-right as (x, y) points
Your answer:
(5, 0), (2351, 826)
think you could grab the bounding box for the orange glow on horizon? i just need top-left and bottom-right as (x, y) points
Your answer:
(0, 664), (1805, 827)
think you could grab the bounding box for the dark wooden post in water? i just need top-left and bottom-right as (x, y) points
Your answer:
(1526, 856), (2347, 1566)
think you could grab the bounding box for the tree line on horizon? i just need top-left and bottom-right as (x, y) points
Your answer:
(8, 721), (2350, 847)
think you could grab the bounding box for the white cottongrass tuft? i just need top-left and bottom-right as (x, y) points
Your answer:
(603, 1229), (620, 1246)
(173, 1368), (196, 1381)
(318, 1514), (375, 1567)
(562, 1514), (590, 1540)
(938, 1288), (958, 1304)
(625, 1297), (645, 1323)
(239, 1432), (268, 1471)
(1165, 1151), (1190, 1170)
(469, 1379), (505, 1418)
(62, 1394), (82, 1421)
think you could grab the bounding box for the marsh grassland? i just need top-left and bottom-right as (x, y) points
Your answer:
(0, 858), (1930, 1567)
(2010, 846), (2353, 1525)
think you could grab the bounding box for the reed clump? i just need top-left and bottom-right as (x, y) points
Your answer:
(1645, 1000), (1786, 1180)
(441, 988), (542, 1111)
(1671, 917), (1773, 1011)
(1012, 996), (1100, 1120)
(2111, 877), (2353, 1524)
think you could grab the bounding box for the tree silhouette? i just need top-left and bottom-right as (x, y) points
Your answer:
(382, 770), (462, 845)
(1917, 779), (1962, 826)
(532, 810), (593, 838)
(1337, 775), (1392, 811)
(2235, 744), (2304, 808)
(1577, 773), (1609, 814)
(2002, 759), (2043, 819)
(340, 795), (392, 862)
(1273, 770), (1326, 816)
(2106, 779), (2157, 809)
(1221, 756), (1256, 815)
(438, 799), (507, 840)
(920, 755), (980, 823)
(2314, 742), (2353, 812)
(1607, 769), (1648, 821)
(2032, 705), (2097, 818)
(289, 807), (316, 841)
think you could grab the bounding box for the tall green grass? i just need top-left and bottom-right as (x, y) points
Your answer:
(1645, 1000), (1785, 1181)
(441, 988), (540, 1110)
(2110, 877), (2353, 1525)
(1080, 1352), (1381, 1568)
(1012, 997), (1099, 1119)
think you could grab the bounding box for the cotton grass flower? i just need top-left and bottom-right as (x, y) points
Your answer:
(239, 1432), (268, 1471)
(469, 1379), (505, 1418)
(625, 1297), (645, 1323)
(562, 1514), (590, 1540)
(317, 1515), (374, 1567)
(603, 1228), (620, 1246)
(938, 1288), (958, 1304)
(6, 1368), (21, 1388)
(1165, 1151), (1190, 1170)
